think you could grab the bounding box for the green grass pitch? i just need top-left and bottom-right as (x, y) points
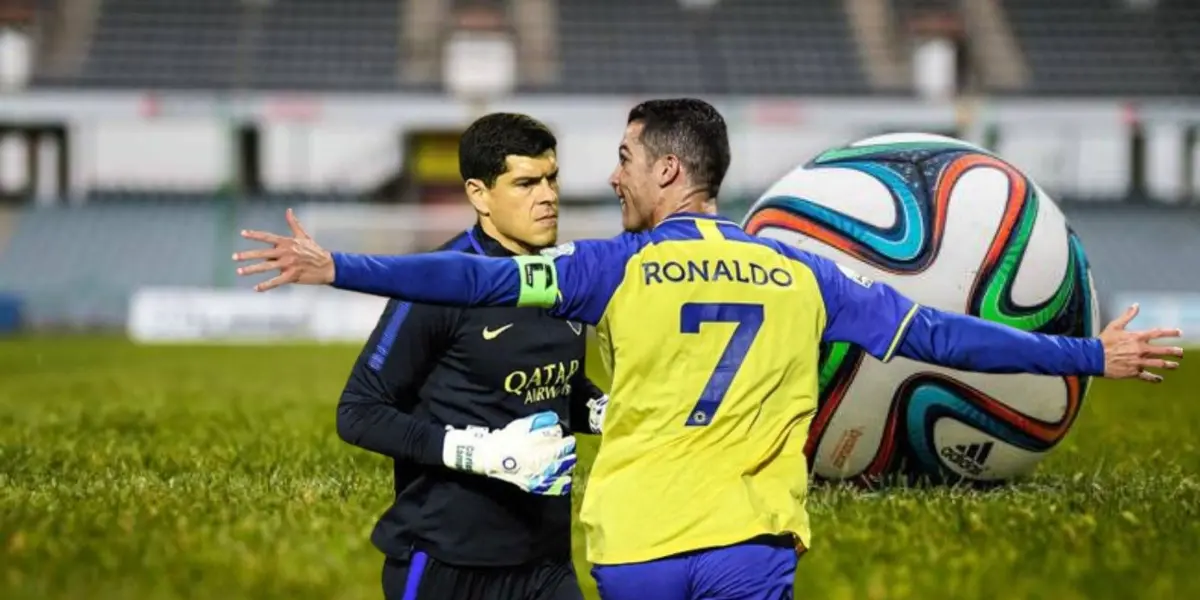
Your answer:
(1, 336), (1197, 599)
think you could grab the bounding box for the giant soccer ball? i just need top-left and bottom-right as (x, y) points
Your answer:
(744, 133), (1101, 485)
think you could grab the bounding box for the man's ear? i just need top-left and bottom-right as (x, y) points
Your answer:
(656, 154), (681, 188)
(464, 178), (491, 216)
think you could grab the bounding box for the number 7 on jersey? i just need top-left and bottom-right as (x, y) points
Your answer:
(679, 302), (765, 427)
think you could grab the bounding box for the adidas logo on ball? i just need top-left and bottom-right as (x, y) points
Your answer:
(939, 442), (995, 476)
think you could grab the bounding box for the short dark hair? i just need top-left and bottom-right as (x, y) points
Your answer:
(459, 113), (557, 188)
(627, 98), (731, 197)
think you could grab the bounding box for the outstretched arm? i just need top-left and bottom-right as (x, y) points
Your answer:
(331, 251), (552, 310)
(232, 209), (640, 326)
(233, 209), (547, 308)
(894, 305), (1104, 376)
(790, 246), (1183, 382)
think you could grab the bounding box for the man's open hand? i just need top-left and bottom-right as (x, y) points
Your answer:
(232, 208), (335, 292)
(1100, 303), (1184, 383)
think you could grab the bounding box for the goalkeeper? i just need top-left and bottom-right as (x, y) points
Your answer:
(331, 114), (603, 600)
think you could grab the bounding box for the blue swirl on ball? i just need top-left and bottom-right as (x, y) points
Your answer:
(755, 160), (928, 264)
(905, 382), (1053, 477)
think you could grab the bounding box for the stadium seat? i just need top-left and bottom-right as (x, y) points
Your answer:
(537, 0), (868, 95)
(49, 0), (243, 89)
(33, 0), (403, 91)
(1000, 0), (1194, 96)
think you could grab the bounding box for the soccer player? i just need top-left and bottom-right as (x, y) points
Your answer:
(329, 113), (606, 600)
(234, 99), (1184, 600)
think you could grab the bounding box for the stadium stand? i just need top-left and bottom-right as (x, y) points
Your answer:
(1160, 0), (1200, 95)
(25, 0), (1200, 95)
(1000, 0), (1195, 96)
(29, 0), (870, 94)
(33, 0), (401, 91)
(552, 0), (707, 94)
(550, 0), (868, 95)
(40, 0), (243, 90)
(255, 0), (401, 91)
(706, 0), (868, 95)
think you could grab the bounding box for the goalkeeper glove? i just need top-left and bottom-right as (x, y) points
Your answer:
(586, 394), (609, 434)
(442, 411), (577, 496)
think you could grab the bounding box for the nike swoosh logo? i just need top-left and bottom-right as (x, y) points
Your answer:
(482, 324), (514, 340)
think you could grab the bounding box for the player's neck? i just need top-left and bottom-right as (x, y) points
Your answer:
(652, 191), (717, 226)
(477, 219), (538, 255)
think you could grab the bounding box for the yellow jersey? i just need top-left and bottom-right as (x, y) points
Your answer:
(512, 213), (918, 565)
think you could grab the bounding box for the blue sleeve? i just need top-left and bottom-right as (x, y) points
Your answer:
(796, 250), (919, 361)
(331, 251), (528, 307)
(897, 306), (1106, 376)
(336, 299), (451, 465)
(330, 234), (644, 325)
(784, 247), (1104, 376)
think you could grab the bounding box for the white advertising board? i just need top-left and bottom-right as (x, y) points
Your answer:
(127, 287), (388, 343)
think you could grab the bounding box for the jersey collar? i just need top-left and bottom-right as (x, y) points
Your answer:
(467, 223), (519, 257)
(656, 212), (740, 228)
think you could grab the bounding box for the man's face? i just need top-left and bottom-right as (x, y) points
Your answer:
(610, 121), (659, 232)
(473, 151), (560, 251)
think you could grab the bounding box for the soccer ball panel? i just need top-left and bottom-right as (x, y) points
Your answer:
(1009, 188), (1070, 307)
(757, 164), (900, 229)
(810, 358), (902, 479)
(850, 132), (987, 151)
(811, 357), (1071, 481)
(929, 167), (1011, 310)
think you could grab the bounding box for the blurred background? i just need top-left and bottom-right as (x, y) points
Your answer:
(0, 0), (1197, 343)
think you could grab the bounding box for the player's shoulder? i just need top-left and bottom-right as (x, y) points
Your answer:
(538, 231), (650, 263)
(434, 231), (476, 253)
(743, 234), (876, 289)
(383, 232), (471, 318)
(736, 231), (815, 265)
(737, 233), (850, 281)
